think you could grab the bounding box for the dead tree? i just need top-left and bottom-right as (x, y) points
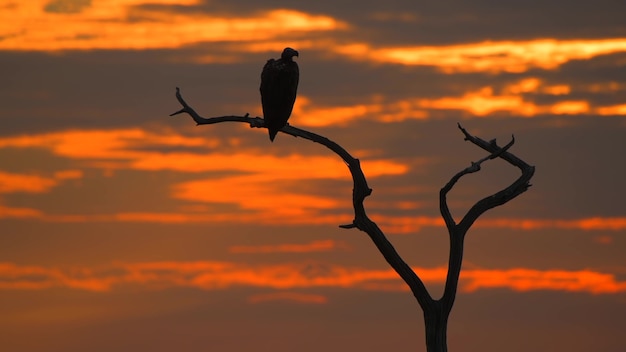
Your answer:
(171, 87), (535, 352)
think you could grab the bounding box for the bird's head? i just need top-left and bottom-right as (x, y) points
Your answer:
(281, 47), (299, 61)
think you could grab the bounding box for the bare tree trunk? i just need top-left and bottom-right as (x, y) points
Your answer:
(421, 225), (464, 352)
(424, 304), (449, 352)
(171, 88), (535, 352)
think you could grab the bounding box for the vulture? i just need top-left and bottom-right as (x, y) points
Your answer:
(260, 47), (299, 142)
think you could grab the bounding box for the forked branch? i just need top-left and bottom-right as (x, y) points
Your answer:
(436, 123), (535, 318)
(442, 123), (535, 234)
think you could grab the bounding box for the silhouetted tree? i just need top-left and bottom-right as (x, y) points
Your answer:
(171, 87), (535, 352)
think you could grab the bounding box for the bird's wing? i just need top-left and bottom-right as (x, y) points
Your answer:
(260, 59), (280, 117)
(261, 59), (297, 118)
(260, 58), (299, 141)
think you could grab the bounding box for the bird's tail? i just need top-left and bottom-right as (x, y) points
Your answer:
(268, 129), (278, 142)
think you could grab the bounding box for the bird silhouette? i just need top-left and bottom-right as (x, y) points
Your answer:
(260, 47), (299, 142)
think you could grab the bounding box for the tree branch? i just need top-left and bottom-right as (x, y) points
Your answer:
(454, 123), (535, 233)
(438, 123), (535, 309)
(439, 126), (516, 229)
(171, 88), (434, 308)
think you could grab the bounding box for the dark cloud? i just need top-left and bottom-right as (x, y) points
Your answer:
(204, 0), (626, 44)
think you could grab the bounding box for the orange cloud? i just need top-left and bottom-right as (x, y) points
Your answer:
(169, 154), (407, 220)
(596, 104), (626, 116)
(0, 1), (345, 51)
(0, 128), (218, 161)
(339, 38), (626, 73)
(54, 169), (83, 180)
(247, 291), (328, 304)
(0, 170), (82, 193)
(2, 128), (623, 229)
(548, 101), (591, 114)
(0, 171), (57, 193)
(4, 1), (623, 75)
(1, 261), (625, 295)
(292, 96), (430, 126)
(462, 268), (626, 294)
(502, 78), (542, 94)
(0, 209), (347, 226)
(0, 205), (43, 219)
(541, 84), (571, 95)
(292, 82), (583, 124)
(93, 215), (626, 232)
(293, 96), (383, 127)
(0, 127), (409, 223)
(477, 217), (626, 231)
(371, 215), (626, 234)
(372, 215), (446, 233)
(413, 80), (622, 118)
(0, 262), (115, 291)
(501, 78), (570, 96)
(117, 211), (352, 227)
(229, 240), (349, 254)
(0, 128), (403, 227)
(1, 180), (624, 233)
(288, 79), (621, 123)
(0, 128), (406, 175)
(418, 86), (539, 116)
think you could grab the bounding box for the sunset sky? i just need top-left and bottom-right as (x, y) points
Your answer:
(1, 0), (626, 351)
